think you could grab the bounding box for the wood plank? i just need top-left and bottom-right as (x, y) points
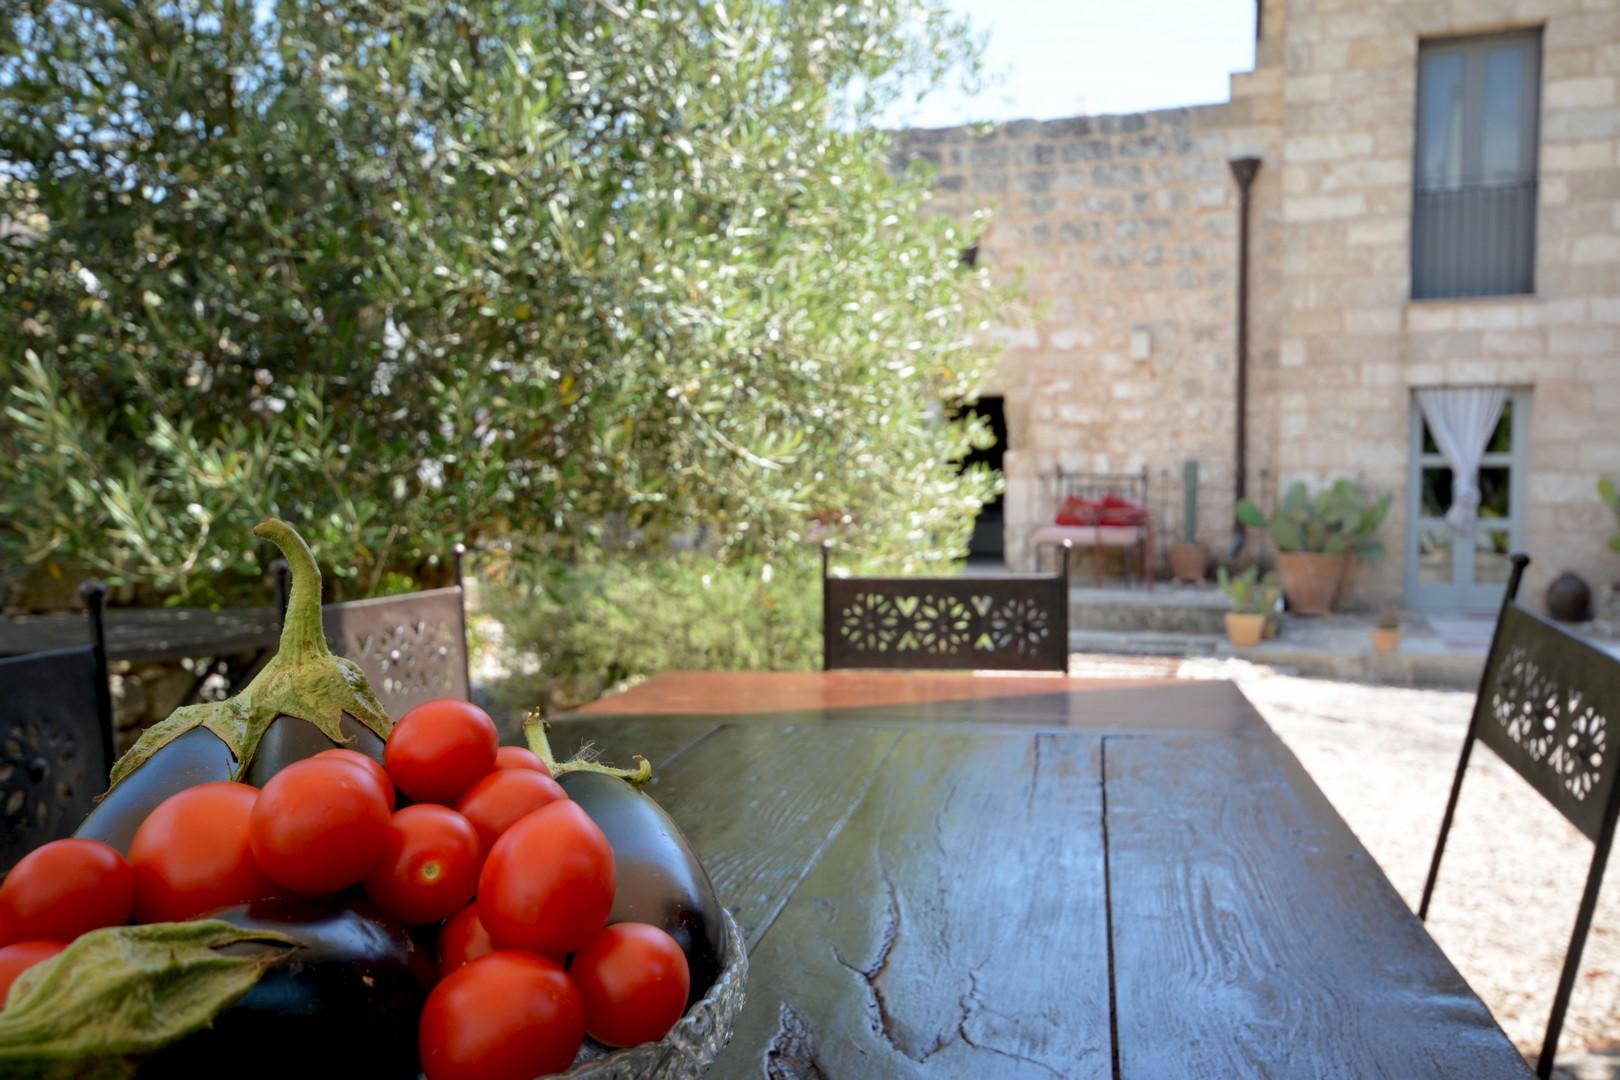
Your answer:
(632, 722), (903, 949)
(542, 714), (720, 775)
(577, 669), (1143, 715)
(1105, 730), (1530, 1078)
(574, 679), (1262, 735)
(710, 730), (1111, 1078)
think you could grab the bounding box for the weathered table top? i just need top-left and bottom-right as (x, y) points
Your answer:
(555, 670), (1531, 1078)
(0, 607), (277, 663)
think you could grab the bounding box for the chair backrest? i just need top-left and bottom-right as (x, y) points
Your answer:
(275, 547), (472, 721)
(821, 541), (1070, 673)
(1420, 554), (1620, 1078)
(0, 583), (113, 873)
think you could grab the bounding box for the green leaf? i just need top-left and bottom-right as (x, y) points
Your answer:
(1234, 499), (1268, 529)
(1270, 517), (1304, 551)
(0, 921), (295, 1079)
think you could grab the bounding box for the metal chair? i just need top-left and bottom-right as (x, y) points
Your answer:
(821, 540), (1071, 672)
(275, 546), (472, 720)
(0, 582), (114, 872)
(1420, 554), (1619, 1078)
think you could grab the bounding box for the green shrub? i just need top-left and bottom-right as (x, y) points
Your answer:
(487, 554), (823, 715)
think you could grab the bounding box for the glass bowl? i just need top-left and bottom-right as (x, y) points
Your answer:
(561, 907), (748, 1079)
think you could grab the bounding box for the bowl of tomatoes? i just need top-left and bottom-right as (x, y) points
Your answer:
(0, 697), (746, 1078)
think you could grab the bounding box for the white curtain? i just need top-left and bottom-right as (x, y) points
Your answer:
(1417, 387), (1507, 534)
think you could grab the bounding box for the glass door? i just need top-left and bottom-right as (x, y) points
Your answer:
(1405, 390), (1528, 611)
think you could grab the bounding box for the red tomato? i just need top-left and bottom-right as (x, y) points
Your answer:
(419, 951), (584, 1080)
(477, 801), (614, 957)
(570, 923), (690, 1047)
(384, 699), (498, 805)
(437, 904), (495, 980)
(455, 769), (566, 852)
(249, 757), (390, 893)
(0, 838), (133, 944)
(363, 805), (481, 925)
(312, 748), (396, 811)
(494, 746), (550, 776)
(0, 940), (66, 1008)
(129, 781), (276, 922)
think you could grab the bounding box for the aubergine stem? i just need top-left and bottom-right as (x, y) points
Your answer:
(106, 519), (393, 790)
(524, 715), (652, 785)
(255, 517), (328, 659)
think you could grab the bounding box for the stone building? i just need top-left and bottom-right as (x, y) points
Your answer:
(898, 0), (1620, 615)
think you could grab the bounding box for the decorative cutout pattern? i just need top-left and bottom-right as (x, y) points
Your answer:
(0, 718), (86, 833)
(324, 588), (470, 718)
(1551, 702), (1608, 802)
(1490, 646), (1560, 761)
(829, 581), (1065, 670)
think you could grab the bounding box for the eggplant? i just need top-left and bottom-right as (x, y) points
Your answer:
(77, 520), (393, 853)
(559, 770), (727, 1006)
(135, 897), (434, 1079)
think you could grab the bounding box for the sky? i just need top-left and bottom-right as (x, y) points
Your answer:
(884, 0), (1259, 128)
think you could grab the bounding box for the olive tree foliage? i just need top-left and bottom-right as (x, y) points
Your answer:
(1, 0), (1006, 605)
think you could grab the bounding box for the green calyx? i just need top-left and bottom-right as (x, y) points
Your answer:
(525, 717), (652, 785)
(106, 519), (393, 790)
(0, 920), (295, 1079)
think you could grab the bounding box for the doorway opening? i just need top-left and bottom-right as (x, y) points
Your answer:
(958, 396), (1006, 562)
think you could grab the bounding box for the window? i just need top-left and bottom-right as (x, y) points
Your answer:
(1412, 31), (1540, 300)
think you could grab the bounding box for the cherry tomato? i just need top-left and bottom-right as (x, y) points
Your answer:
(437, 904), (495, 980)
(249, 757), (390, 893)
(129, 781), (276, 923)
(0, 838), (133, 944)
(363, 805), (481, 925)
(570, 923), (690, 1047)
(313, 748), (396, 811)
(494, 746), (550, 776)
(0, 941), (66, 1008)
(419, 951), (584, 1080)
(384, 699), (498, 805)
(477, 801), (614, 957)
(455, 768), (567, 852)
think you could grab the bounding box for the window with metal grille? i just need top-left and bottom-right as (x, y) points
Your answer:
(1411, 30), (1540, 300)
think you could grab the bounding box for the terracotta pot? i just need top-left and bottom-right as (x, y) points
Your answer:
(1275, 552), (1348, 615)
(1369, 627), (1401, 653)
(1167, 543), (1207, 584)
(1225, 613), (1266, 648)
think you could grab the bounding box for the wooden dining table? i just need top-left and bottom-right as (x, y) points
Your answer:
(551, 670), (1532, 1078)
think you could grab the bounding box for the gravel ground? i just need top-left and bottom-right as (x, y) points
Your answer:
(1164, 657), (1620, 1071)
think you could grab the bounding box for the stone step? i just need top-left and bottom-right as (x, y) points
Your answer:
(1069, 584), (1230, 635)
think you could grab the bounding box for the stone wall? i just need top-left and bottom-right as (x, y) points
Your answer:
(900, 0), (1620, 612)
(893, 75), (1283, 571)
(1275, 0), (1620, 608)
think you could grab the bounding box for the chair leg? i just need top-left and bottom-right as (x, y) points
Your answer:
(1091, 541), (1102, 587)
(1535, 820), (1617, 1078)
(1419, 731), (1477, 921)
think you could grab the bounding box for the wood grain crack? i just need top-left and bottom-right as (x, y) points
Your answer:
(831, 869), (954, 1062)
(765, 1001), (829, 1079)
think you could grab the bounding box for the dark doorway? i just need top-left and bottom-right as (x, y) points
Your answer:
(957, 396), (1006, 561)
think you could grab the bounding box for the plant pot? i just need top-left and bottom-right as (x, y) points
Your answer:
(1168, 542), (1207, 584)
(1225, 612), (1266, 648)
(1369, 627), (1401, 653)
(1262, 612), (1280, 640)
(1275, 552), (1348, 616)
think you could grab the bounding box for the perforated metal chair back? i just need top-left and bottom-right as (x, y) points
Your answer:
(1420, 554), (1620, 1078)
(275, 547), (472, 721)
(821, 541), (1071, 672)
(0, 583), (114, 873)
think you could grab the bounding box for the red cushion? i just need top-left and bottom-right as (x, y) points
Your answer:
(1098, 493), (1146, 527)
(1055, 496), (1101, 526)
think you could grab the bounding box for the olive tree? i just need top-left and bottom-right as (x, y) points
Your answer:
(1, 0), (1005, 607)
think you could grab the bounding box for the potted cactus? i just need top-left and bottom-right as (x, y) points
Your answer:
(1370, 607), (1401, 652)
(1168, 461), (1207, 583)
(1218, 566), (1281, 647)
(1236, 480), (1391, 615)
